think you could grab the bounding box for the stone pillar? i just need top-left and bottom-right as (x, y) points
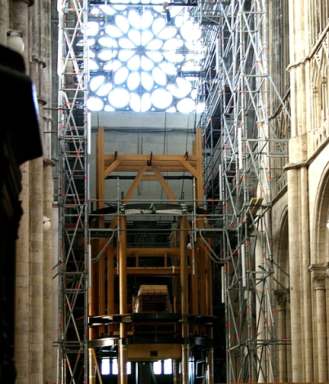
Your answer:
(12, 1), (31, 382)
(287, 167), (303, 382)
(310, 264), (328, 382)
(0, 0), (9, 44)
(274, 289), (289, 382)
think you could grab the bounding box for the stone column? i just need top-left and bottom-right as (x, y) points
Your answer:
(11, 1), (31, 383)
(0, 0), (9, 44)
(274, 289), (289, 382)
(310, 264), (328, 382)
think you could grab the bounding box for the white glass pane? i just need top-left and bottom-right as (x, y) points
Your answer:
(118, 49), (135, 62)
(108, 88), (130, 109)
(89, 59), (99, 71)
(112, 359), (118, 375)
(127, 10), (153, 29)
(90, 7), (101, 17)
(163, 38), (183, 51)
(191, 88), (198, 100)
(104, 105), (115, 112)
(164, 52), (184, 63)
(175, 15), (185, 28)
(87, 38), (96, 47)
(176, 77), (192, 97)
(88, 49), (95, 58)
(99, 37), (118, 48)
(115, 15), (129, 33)
(127, 72), (140, 91)
(141, 11), (154, 29)
(196, 102), (205, 113)
(151, 89), (172, 109)
(141, 56), (154, 71)
(86, 21), (99, 36)
(152, 67), (167, 86)
(100, 5), (116, 15)
(141, 93), (152, 112)
(104, 59), (122, 72)
(180, 20), (201, 41)
(163, 359), (172, 375)
(177, 97), (195, 113)
(141, 30), (154, 46)
(128, 10), (142, 30)
(153, 361), (162, 375)
(146, 51), (163, 63)
(159, 62), (177, 76)
(127, 362), (132, 375)
(128, 30), (141, 46)
(105, 25), (123, 38)
(141, 72), (154, 91)
(146, 38), (163, 50)
(90, 76), (105, 92)
(96, 82), (112, 97)
(113, 5), (127, 11)
(101, 358), (110, 375)
(87, 97), (104, 111)
(119, 38), (135, 49)
(114, 67), (129, 84)
(127, 55), (141, 71)
(152, 18), (166, 35)
(130, 93), (141, 112)
(158, 26), (177, 40)
(98, 49), (115, 61)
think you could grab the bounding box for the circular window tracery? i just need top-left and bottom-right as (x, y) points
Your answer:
(87, 4), (203, 113)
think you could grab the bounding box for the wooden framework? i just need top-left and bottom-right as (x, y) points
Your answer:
(96, 127), (204, 205)
(89, 128), (213, 384)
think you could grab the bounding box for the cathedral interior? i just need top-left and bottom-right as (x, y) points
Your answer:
(1, 0), (329, 383)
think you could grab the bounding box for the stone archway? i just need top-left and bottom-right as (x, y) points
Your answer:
(274, 209), (291, 382)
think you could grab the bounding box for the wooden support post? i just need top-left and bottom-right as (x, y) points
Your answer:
(119, 216), (128, 384)
(98, 245), (106, 337)
(107, 246), (115, 313)
(180, 216), (189, 384)
(191, 246), (199, 315)
(195, 128), (204, 205)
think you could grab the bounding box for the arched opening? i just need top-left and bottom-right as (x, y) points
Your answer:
(275, 210), (291, 382)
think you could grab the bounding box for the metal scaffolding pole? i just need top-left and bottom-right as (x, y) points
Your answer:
(57, 0), (89, 382)
(194, 0), (289, 381)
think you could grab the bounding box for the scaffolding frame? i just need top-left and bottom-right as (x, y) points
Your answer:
(195, 0), (289, 381)
(57, 0), (89, 382)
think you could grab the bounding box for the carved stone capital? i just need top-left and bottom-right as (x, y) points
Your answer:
(274, 288), (289, 308)
(309, 263), (328, 289)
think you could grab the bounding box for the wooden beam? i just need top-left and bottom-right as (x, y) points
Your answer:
(152, 168), (176, 201)
(123, 166), (147, 202)
(104, 159), (121, 177)
(127, 248), (180, 256)
(195, 128), (204, 203)
(127, 344), (181, 361)
(104, 154), (197, 163)
(121, 267), (190, 275)
(178, 159), (198, 178)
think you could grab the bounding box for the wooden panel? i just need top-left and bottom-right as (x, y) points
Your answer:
(127, 344), (181, 361)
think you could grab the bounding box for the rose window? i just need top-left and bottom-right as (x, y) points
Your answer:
(86, 4), (203, 112)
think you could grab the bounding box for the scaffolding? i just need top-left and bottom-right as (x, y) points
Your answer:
(195, 0), (289, 381)
(57, 0), (89, 382)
